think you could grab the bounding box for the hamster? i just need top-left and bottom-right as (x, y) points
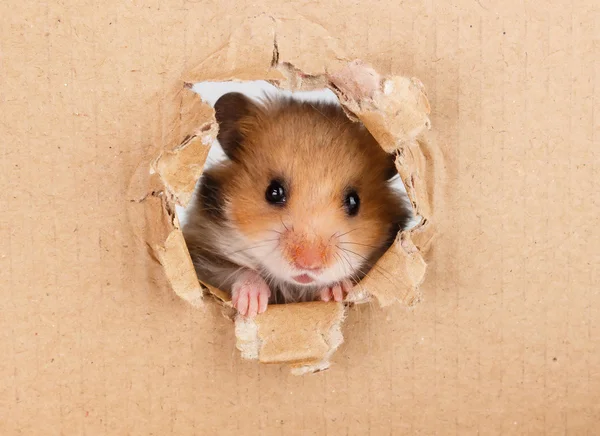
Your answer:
(182, 92), (411, 317)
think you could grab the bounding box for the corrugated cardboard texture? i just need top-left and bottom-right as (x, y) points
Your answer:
(1, 1), (598, 434)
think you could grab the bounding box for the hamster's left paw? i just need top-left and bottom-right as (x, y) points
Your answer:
(318, 279), (353, 303)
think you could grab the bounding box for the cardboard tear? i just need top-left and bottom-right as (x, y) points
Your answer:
(394, 138), (433, 220)
(409, 218), (437, 256)
(328, 60), (431, 153)
(271, 34), (279, 66)
(156, 229), (204, 308)
(127, 167), (205, 307)
(235, 302), (346, 373)
(183, 14), (284, 83)
(128, 34), (437, 372)
(152, 91), (216, 208)
(359, 231), (427, 307)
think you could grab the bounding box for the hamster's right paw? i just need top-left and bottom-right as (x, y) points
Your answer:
(318, 279), (353, 302)
(231, 270), (271, 318)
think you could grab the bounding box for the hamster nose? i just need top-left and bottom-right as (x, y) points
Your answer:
(291, 244), (326, 271)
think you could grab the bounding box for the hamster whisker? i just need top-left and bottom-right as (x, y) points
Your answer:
(335, 227), (362, 239)
(337, 247), (397, 285)
(257, 268), (279, 304)
(279, 216), (290, 232)
(262, 244), (281, 261)
(334, 251), (355, 277)
(235, 228), (283, 237)
(338, 253), (380, 296)
(223, 240), (279, 257)
(337, 241), (380, 250)
(218, 267), (245, 289)
(345, 266), (368, 293)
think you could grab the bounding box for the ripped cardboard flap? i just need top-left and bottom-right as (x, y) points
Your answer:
(236, 302), (345, 374)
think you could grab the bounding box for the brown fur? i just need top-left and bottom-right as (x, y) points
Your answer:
(183, 92), (411, 304)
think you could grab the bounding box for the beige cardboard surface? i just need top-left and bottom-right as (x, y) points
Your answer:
(1, 0), (599, 434)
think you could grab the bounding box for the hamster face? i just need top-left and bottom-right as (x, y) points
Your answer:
(205, 92), (410, 290)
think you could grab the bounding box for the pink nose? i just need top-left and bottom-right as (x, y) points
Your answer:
(292, 244), (325, 271)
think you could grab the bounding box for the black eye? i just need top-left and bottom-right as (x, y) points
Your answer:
(343, 190), (360, 216)
(265, 179), (286, 206)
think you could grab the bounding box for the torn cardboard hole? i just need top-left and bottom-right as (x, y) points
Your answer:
(128, 58), (435, 374)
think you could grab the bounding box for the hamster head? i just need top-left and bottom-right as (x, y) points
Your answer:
(207, 92), (410, 289)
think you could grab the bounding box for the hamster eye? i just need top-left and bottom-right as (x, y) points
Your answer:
(343, 190), (360, 216)
(265, 179), (286, 206)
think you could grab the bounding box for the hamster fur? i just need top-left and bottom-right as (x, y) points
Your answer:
(182, 92), (411, 317)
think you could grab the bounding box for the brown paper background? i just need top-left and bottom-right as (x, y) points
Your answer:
(1, 0), (598, 434)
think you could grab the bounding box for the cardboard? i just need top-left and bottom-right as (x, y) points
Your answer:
(133, 55), (432, 372)
(2, 0), (599, 433)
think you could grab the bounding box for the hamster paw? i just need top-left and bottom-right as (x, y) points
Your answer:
(318, 279), (353, 303)
(231, 270), (272, 317)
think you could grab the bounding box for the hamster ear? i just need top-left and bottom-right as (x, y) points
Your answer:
(385, 152), (399, 180)
(214, 92), (259, 161)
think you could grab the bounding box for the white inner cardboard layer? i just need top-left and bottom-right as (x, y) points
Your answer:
(176, 81), (420, 229)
